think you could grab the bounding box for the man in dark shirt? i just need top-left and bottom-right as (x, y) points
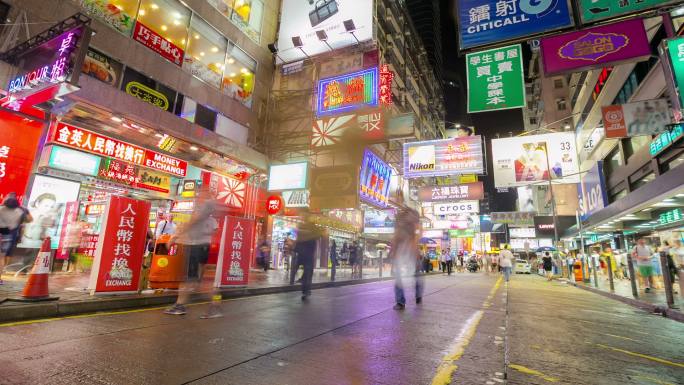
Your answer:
(295, 216), (323, 299)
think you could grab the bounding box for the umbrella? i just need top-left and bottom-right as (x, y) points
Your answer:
(418, 237), (437, 245)
(536, 246), (557, 252)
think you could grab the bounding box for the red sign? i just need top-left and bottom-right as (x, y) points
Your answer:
(78, 233), (99, 256)
(266, 195), (283, 215)
(379, 64), (393, 106)
(0, 110), (44, 203)
(52, 121), (187, 177)
(55, 201), (79, 260)
(216, 216), (254, 287)
(133, 22), (184, 66)
(602, 104), (628, 138)
(89, 196), (151, 294)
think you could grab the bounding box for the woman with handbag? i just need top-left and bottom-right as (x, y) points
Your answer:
(0, 193), (32, 284)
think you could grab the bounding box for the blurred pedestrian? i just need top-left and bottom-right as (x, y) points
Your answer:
(330, 238), (338, 282)
(295, 215), (323, 300)
(500, 245), (514, 282)
(542, 252), (553, 281)
(671, 239), (684, 297)
(439, 249), (447, 273)
(490, 252), (499, 273)
(350, 241), (360, 279)
(445, 248), (453, 275)
(390, 207), (422, 310)
(154, 213), (177, 239)
(601, 247), (617, 278)
(661, 241), (678, 294)
(257, 239), (271, 271)
(164, 189), (221, 318)
(632, 238), (654, 293)
(0, 193), (31, 283)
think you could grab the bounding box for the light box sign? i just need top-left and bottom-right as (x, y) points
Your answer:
(490, 212), (535, 227)
(0, 109), (44, 203)
(491, 132), (580, 188)
(403, 136), (484, 178)
(650, 124), (684, 157)
(51, 122), (187, 177)
(601, 99), (670, 139)
(312, 109), (383, 147)
(466, 44), (525, 113)
(433, 201), (480, 216)
(579, 0), (682, 24)
(578, 161), (608, 222)
(540, 18), (651, 76)
(363, 208), (396, 234)
(418, 182), (484, 202)
(458, 0), (573, 50)
(268, 162), (308, 191)
(668, 37), (684, 108)
(359, 149), (392, 208)
(509, 227), (535, 238)
(316, 67), (379, 117)
(659, 208), (683, 226)
(48, 145), (101, 176)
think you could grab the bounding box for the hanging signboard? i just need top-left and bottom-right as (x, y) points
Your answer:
(379, 64), (393, 106)
(215, 216), (254, 287)
(316, 67), (379, 116)
(403, 136), (485, 178)
(578, 0), (681, 24)
(309, 165), (358, 211)
(509, 227), (536, 238)
(491, 132), (580, 188)
(433, 201), (480, 216)
(490, 212), (535, 227)
(418, 182), (485, 202)
(359, 149), (392, 208)
(88, 195), (151, 294)
(601, 99), (670, 139)
(457, 0), (573, 50)
(578, 161), (608, 221)
(466, 44), (525, 113)
(312, 109), (383, 147)
(650, 124), (684, 157)
(267, 162), (308, 191)
(282, 190), (309, 208)
(363, 208), (396, 234)
(540, 19), (651, 76)
(0, 110), (45, 203)
(667, 37), (684, 109)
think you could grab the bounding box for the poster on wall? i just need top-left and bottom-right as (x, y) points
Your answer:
(19, 175), (81, 249)
(88, 196), (151, 294)
(363, 208), (396, 234)
(457, 0), (573, 50)
(491, 132), (580, 188)
(316, 67), (379, 116)
(82, 48), (124, 87)
(540, 19), (650, 76)
(466, 44), (526, 113)
(359, 149), (392, 208)
(601, 99), (670, 139)
(276, 0), (373, 63)
(403, 136), (484, 178)
(216, 216), (254, 287)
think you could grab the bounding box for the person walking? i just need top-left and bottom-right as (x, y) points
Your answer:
(294, 215), (323, 300)
(439, 249), (447, 274)
(601, 247), (617, 279)
(632, 238), (655, 293)
(256, 239), (271, 272)
(500, 245), (514, 282)
(390, 207), (423, 310)
(154, 213), (177, 239)
(671, 239), (684, 297)
(329, 238), (338, 282)
(0, 193), (31, 283)
(660, 241), (678, 294)
(445, 248), (453, 275)
(542, 251), (554, 281)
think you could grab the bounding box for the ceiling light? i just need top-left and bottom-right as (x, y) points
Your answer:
(150, 3), (159, 10)
(229, 72), (236, 77)
(227, 58), (235, 64)
(211, 47), (219, 52)
(138, 9), (146, 16)
(110, 116), (123, 122)
(200, 52), (205, 56)
(663, 198), (675, 202)
(173, 20), (180, 26)
(240, 68), (247, 73)
(194, 34), (200, 39)
(181, 39), (186, 44)
(173, 11), (181, 19)
(190, 146), (199, 151)
(161, 25), (167, 31)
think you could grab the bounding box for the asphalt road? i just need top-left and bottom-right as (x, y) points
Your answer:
(0, 273), (682, 385)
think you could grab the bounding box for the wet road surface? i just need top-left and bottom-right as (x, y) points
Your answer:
(0, 274), (682, 385)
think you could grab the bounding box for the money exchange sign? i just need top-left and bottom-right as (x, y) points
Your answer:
(467, 44), (525, 113)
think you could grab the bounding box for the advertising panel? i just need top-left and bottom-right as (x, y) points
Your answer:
(282, 190), (309, 208)
(491, 132), (580, 188)
(48, 145), (101, 176)
(458, 0), (573, 50)
(650, 124), (684, 157)
(309, 165), (358, 210)
(418, 182), (484, 202)
(19, 175), (80, 249)
(433, 201), (480, 216)
(359, 149), (392, 208)
(267, 162), (308, 191)
(403, 136), (484, 178)
(578, 161), (608, 222)
(55, 201), (79, 260)
(316, 67), (379, 116)
(312, 109), (383, 147)
(133, 21), (184, 66)
(82, 48), (123, 87)
(363, 208), (396, 234)
(216, 216), (254, 287)
(276, 0), (373, 63)
(540, 19), (651, 76)
(602, 99), (670, 139)
(667, 37), (684, 108)
(490, 212), (535, 227)
(88, 196), (151, 294)
(579, 0), (681, 24)
(509, 227), (536, 238)
(533, 215), (576, 238)
(0, 110), (44, 202)
(466, 44), (525, 113)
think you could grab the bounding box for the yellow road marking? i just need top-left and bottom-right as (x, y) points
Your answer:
(431, 277), (502, 385)
(509, 364), (559, 382)
(596, 344), (684, 368)
(603, 333), (640, 342)
(634, 374), (676, 385)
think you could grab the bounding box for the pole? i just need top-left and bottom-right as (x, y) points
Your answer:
(660, 252), (676, 309)
(379, 248), (383, 278)
(591, 254), (598, 288)
(626, 254), (639, 298)
(544, 145), (560, 277)
(606, 255), (615, 292)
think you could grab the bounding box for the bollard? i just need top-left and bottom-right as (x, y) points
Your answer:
(626, 255), (639, 298)
(606, 256), (615, 292)
(379, 250), (383, 278)
(659, 253), (676, 309)
(591, 256), (599, 288)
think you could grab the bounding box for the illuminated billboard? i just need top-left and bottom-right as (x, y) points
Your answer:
(316, 67), (379, 116)
(276, 0), (373, 63)
(359, 149), (392, 208)
(267, 162), (308, 191)
(403, 136), (484, 178)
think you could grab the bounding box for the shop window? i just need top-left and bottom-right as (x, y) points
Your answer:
(134, 0), (190, 65)
(556, 98), (567, 111)
(121, 66), (177, 112)
(604, 147), (623, 178)
(222, 42), (256, 108)
(216, 114), (248, 144)
(663, 153), (684, 172)
(553, 78), (564, 89)
(78, 0), (140, 35)
(630, 171), (654, 191)
(184, 15), (227, 88)
(195, 104), (218, 131)
(207, 0), (263, 43)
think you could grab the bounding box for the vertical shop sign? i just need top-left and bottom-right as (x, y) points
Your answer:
(216, 216), (254, 287)
(359, 149), (392, 208)
(466, 44), (525, 113)
(379, 64), (393, 106)
(89, 196), (151, 294)
(133, 22), (184, 66)
(55, 201), (79, 260)
(668, 37), (684, 110)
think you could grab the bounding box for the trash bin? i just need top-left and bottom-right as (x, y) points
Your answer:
(149, 234), (187, 289)
(573, 260), (583, 282)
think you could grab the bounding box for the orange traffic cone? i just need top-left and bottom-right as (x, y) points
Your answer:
(19, 237), (59, 301)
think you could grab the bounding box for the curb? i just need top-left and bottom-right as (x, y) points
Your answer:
(0, 275), (397, 323)
(560, 279), (684, 323)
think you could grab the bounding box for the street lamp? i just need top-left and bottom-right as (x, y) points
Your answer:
(316, 30), (334, 51)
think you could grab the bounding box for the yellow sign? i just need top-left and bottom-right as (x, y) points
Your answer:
(137, 168), (171, 193)
(156, 257), (169, 267)
(459, 174), (478, 183)
(125, 81), (169, 110)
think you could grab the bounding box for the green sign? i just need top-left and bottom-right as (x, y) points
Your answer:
(580, 0), (681, 23)
(650, 124), (683, 157)
(466, 44), (525, 114)
(668, 37), (684, 108)
(449, 229), (475, 238)
(659, 209), (683, 226)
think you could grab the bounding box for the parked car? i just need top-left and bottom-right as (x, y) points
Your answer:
(515, 259), (532, 274)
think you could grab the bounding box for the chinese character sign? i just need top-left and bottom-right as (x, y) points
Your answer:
(579, 0), (681, 24)
(466, 44), (525, 113)
(458, 0), (572, 49)
(133, 22), (184, 66)
(650, 124), (684, 157)
(379, 64), (393, 106)
(417, 181), (485, 202)
(316, 67), (379, 116)
(89, 196), (151, 294)
(216, 216), (254, 287)
(668, 37), (684, 109)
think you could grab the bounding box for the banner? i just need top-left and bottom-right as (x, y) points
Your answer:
(457, 0), (573, 50)
(311, 109), (383, 147)
(490, 212), (534, 227)
(418, 182), (484, 202)
(491, 132), (580, 188)
(602, 99), (670, 139)
(578, 161), (608, 221)
(540, 19), (650, 76)
(359, 149), (392, 208)
(403, 136), (484, 178)
(467, 44), (525, 113)
(579, 0), (681, 24)
(0, 110), (44, 203)
(216, 216), (254, 287)
(89, 196), (151, 294)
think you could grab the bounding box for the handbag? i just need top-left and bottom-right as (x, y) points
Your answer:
(309, 0), (338, 27)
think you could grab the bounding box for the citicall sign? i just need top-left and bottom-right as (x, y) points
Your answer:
(433, 201), (480, 215)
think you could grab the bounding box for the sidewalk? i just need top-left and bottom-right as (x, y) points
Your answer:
(0, 266), (392, 323)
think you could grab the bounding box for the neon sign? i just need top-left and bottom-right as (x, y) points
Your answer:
(316, 67), (379, 116)
(359, 149), (392, 208)
(379, 64), (393, 106)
